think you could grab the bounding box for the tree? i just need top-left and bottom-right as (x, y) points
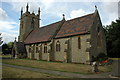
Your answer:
(0, 33), (3, 45)
(105, 19), (120, 58)
(2, 43), (9, 55)
(2, 42), (13, 55)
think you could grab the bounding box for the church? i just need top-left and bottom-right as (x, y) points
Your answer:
(12, 4), (107, 64)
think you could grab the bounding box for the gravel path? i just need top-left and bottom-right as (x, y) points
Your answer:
(2, 63), (113, 78)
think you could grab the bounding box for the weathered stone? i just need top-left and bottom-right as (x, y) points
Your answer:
(111, 60), (120, 77)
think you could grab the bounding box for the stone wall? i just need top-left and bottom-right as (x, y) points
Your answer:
(90, 12), (107, 60)
(54, 38), (68, 62)
(71, 34), (91, 63)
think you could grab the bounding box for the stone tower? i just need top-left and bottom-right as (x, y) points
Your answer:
(18, 3), (40, 42)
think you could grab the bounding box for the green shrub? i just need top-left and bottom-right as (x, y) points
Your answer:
(96, 53), (108, 62)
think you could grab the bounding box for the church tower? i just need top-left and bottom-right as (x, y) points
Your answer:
(18, 3), (40, 42)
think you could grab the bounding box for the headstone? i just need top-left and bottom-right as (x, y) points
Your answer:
(92, 61), (99, 72)
(111, 59), (120, 77)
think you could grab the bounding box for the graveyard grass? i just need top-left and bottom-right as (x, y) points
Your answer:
(2, 66), (66, 78)
(2, 55), (112, 75)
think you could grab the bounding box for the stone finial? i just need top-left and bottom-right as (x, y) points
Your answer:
(21, 7), (23, 16)
(62, 14), (65, 20)
(95, 5), (98, 13)
(95, 5), (97, 9)
(26, 3), (29, 12)
(38, 7), (40, 14)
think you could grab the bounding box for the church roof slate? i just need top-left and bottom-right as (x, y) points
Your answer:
(55, 13), (95, 38)
(24, 21), (63, 44)
(24, 12), (95, 44)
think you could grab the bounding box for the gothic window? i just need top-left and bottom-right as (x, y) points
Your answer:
(44, 43), (47, 53)
(36, 44), (38, 53)
(32, 45), (34, 53)
(78, 37), (81, 49)
(39, 45), (42, 53)
(56, 41), (60, 52)
(29, 45), (31, 53)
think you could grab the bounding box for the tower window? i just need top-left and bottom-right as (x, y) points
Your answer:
(56, 41), (60, 52)
(44, 43), (47, 53)
(78, 37), (81, 49)
(31, 17), (34, 28)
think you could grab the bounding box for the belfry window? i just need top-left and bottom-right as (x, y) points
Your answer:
(31, 17), (34, 28)
(56, 41), (60, 52)
(44, 43), (47, 53)
(78, 37), (81, 49)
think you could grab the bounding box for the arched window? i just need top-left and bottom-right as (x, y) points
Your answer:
(78, 37), (81, 49)
(29, 45), (31, 53)
(39, 44), (42, 53)
(44, 43), (47, 53)
(36, 44), (38, 53)
(56, 41), (60, 52)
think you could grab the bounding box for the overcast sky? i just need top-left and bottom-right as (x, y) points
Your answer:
(0, 0), (119, 43)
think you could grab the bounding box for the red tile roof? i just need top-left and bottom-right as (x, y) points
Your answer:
(55, 13), (95, 38)
(24, 13), (95, 44)
(24, 21), (63, 44)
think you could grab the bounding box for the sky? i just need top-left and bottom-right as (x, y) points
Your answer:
(0, 0), (119, 44)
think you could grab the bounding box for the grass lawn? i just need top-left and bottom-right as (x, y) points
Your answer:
(2, 66), (66, 78)
(0, 54), (11, 58)
(2, 57), (112, 74)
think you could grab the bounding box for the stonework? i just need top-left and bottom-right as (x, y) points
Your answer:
(12, 4), (107, 64)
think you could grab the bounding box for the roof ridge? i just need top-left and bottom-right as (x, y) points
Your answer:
(48, 20), (65, 40)
(39, 20), (62, 29)
(66, 13), (94, 22)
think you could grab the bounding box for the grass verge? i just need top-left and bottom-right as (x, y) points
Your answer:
(2, 65), (67, 78)
(2, 58), (112, 74)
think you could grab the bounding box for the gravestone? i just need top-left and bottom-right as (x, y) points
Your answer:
(111, 59), (120, 77)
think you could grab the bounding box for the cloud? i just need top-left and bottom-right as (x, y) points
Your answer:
(41, 0), (54, 10)
(0, 8), (18, 43)
(67, 9), (91, 20)
(0, 8), (9, 21)
(1, 32), (17, 43)
(0, 21), (18, 33)
(8, 0), (55, 14)
(0, 20), (18, 43)
(70, 9), (90, 18)
(99, 2), (118, 26)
